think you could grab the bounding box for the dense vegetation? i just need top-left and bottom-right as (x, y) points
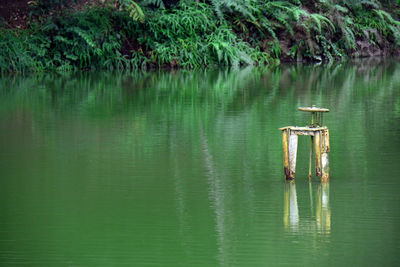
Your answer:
(0, 0), (399, 72)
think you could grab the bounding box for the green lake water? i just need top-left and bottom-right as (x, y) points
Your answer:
(0, 59), (399, 266)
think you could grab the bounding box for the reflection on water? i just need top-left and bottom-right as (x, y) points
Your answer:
(316, 182), (331, 234)
(0, 59), (399, 266)
(284, 182), (299, 231)
(284, 182), (331, 234)
(200, 126), (230, 266)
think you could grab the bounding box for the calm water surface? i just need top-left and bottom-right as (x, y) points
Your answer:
(0, 59), (399, 266)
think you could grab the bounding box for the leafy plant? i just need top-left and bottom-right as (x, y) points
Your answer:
(1, 0), (399, 72)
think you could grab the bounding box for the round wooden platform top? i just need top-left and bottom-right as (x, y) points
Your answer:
(298, 105), (329, 112)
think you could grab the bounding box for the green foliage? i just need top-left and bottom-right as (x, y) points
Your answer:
(0, 7), (137, 72)
(118, 0), (167, 22)
(372, 9), (400, 43)
(0, 28), (51, 72)
(0, 0), (399, 72)
(142, 2), (262, 67)
(46, 8), (128, 70)
(120, 0), (146, 22)
(28, 0), (76, 16)
(209, 0), (255, 20)
(350, 7), (400, 47)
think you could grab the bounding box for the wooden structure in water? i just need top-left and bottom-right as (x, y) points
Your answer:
(280, 106), (330, 181)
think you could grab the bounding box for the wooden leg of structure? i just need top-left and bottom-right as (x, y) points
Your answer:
(315, 130), (322, 177)
(282, 129), (290, 180)
(288, 132), (298, 180)
(309, 136), (313, 181)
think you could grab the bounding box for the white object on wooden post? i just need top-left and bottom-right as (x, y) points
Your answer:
(321, 153), (329, 181)
(321, 129), (330, 181)
(288, 132), (298, 179)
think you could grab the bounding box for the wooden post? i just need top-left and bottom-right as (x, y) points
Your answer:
(315, 130), (322, 177)
(282, 129), (290, 180)
(288, 132), (298, 179)
(323, 129), (330, 152)
(321, 129), (330, 181)
(311, 112), (315, 126)
(309, 136), (313, 181)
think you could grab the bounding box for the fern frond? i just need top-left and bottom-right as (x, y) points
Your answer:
(292, 7), (307, 22)
(72, 27), (97, 48)
(210, 0), (224, 20)
(264, 1), (296, 13)
(210, 0), (255, 21)
(333, 4), (348, 14)
(309, 14), (335, 33)
(124, 0), (145, 22)
(373, 9), (400, 26)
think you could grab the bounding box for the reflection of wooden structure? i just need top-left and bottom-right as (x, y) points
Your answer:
(280, 106), (330, 181)
(283, 182), (299, 230)
(284, 182), (331, 234)
(316, 182), (331, 233)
